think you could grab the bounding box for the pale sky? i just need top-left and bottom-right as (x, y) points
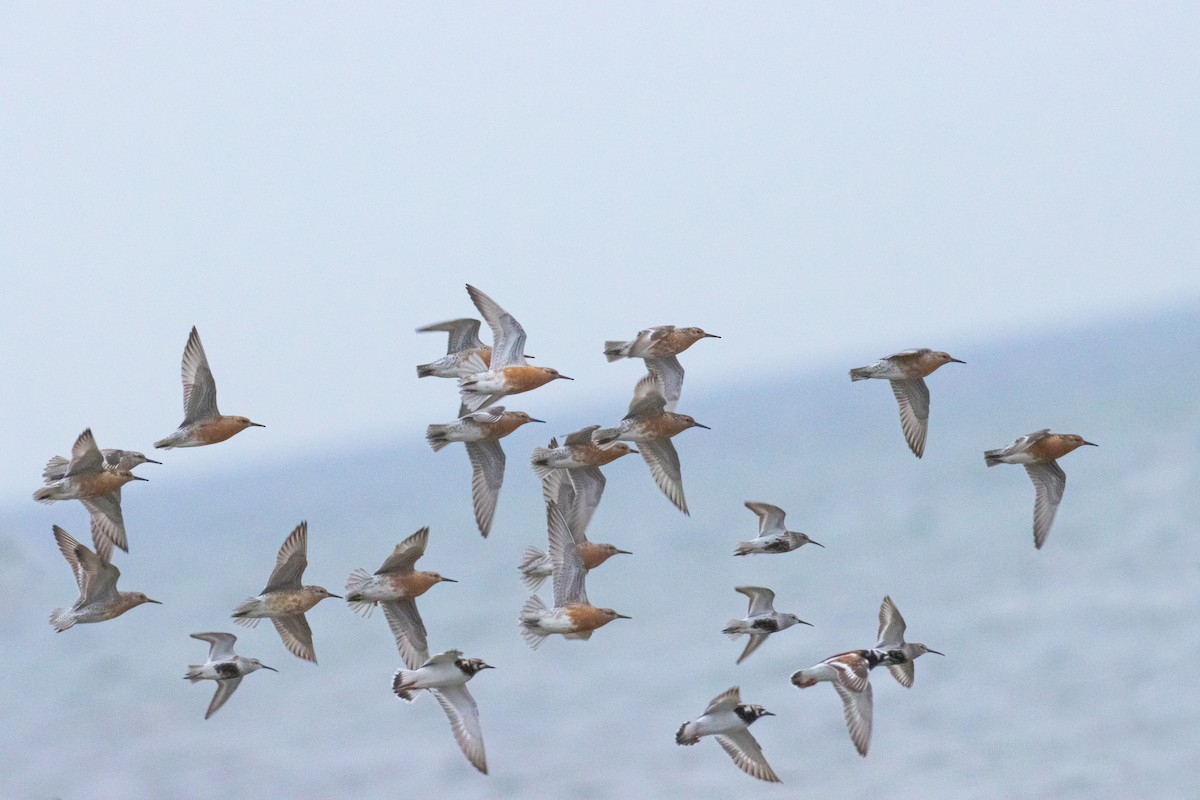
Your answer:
(3, 4), (1198, 501)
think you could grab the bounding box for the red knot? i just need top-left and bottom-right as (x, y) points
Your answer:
(984, 429), (1097, 548)
(850, 348), (965, 458)
(154, 327), (264, 449)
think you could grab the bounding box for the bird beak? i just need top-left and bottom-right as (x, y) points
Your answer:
(703, 333), (721, 339)
(145, 458), (163, 465)
(132, 475), (150, 482)
(146, 598), (163, 604)
(626, 448), (639, 454)
(799, 620), (814, 627)
(1083, 441), (1098, 447)
(808, 539), (825, 548)
(326, 593), (343, 599)
(761, 710), (776, 716)
(557, 375), (574, 381)
(928, 648), (945, 656)
(614, 613), (632, 620)
(692, 422), (710, 430)
(481, 663), (496, 670)
(528, 418), (546, 424)
(262, 665), (278, 672)
(525, 354), (535, 359)
(440, 577), (458, 583)
(249, 422), (266, 428)
(614, 548), (633, 555)
(950, 358), (966, 364)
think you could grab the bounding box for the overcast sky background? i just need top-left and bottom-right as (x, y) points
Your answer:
(2, 4), (1198, 503)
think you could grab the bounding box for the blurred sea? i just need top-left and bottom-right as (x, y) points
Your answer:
(1, 307), (1197, 799)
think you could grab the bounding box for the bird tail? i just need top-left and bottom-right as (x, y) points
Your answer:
(230, 599), (261, 626)
(722, 621), (745, 640)
(675, 722), (699, 746)
(425, 424), (451, 453)
(519, 596), (549, 650)
(153, 432), (182, 449)
(790, 669), (817, 688)
(518, 547), (549, 591)
(529, 448), (557, 481)
(983, 449), (1004, 467)
(183, 665), (205, 683)
(391, 669), (421, 702)
(591, 427), (621, 447)
(415, 362), (437, 379)
(849, 367), (872, 381)
(603, 340), (631, 362)
(344, 569), (376, 616)
(49, 608), (75, 632)
(42, 455), (69, 482)
(733, 541), (755, 556)
(33, 487), (56, 503)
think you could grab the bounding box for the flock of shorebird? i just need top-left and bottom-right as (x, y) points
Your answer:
(33, 283), (1096, 781)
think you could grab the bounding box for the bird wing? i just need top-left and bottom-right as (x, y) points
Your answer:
(271, 614), (317, 663)
(565, 466), (606, 541)
(81, 492), (127, 557)
(875, 595), (907, 649)
(181, 327), (221, 423)
(68, 429), (104, 475)
(888, 660), (916, 688)
(263, 521), (308, 593)
(466, 284), (526, 368)
(82, 554), (122, 605)
(736, 635), (769, 665)
(644, 355), (684, 412)
(744, 502), (786, 535)
(625, 375), (667, 418)
(833, 680), (873, 757)
(639, 438), (688, 515)
(465, 440), (506, 537)
(42, 454), (70, 482)
(432, 684), (488, 774)
(702, 686), (741, 716)
(375, 527), (430, 574)
(381, 599), (429, 671)
(735, 586), (776, 617)
(206, 676), (242, 720)
(463, 406), (506, 424)
(563, 425), (601, 447)
(421, 649), (464, 668)
(889, 378), (930, 458)
(1024, 460), (1067, 549)
(715, 729), (781, 783)
(192, 632), (239, 661)
(548, 501), (587, 606)
(417, 318), (484, 354)
(52, 526), (86, 592)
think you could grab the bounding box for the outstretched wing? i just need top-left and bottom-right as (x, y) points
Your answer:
(466, 285), (526, 369)
(375, 528), (430, 574)
(1025, 460), (1066, 549)
(263, 522), (308, 593)
(744, 502), (786, 535)
(381, 599), (429, 671)
(715, 729), (780, 783)
(465, 440), (506, 537)
(182, 327), (221, 423)
(640, 438), (688, 515)
(432, 684), (488, 774)
(875, 595), (907, 649)
(889, 378), (930, 458)
(271, 614), (316, 663)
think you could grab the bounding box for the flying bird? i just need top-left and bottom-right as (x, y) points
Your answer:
(49, 526), (160, 631)
(344, 527), (457, 671)
(790, 648), (906, 756)
(154, 326), (264, 449)
(457, 285), (572, 413)
(603, 325), (719, 412)
(231, 522), (341, 663)
(849, 348), (965, 458)
(391, 648), (494, 774)
(675, 686), (780, 783)
(734, 501), (823, 556)
(184, 632), (277, 719)
(984, 429), (1097, 548)
(722, 586), (811, 664)
(415, 318), (492, 379)
(592, 376), (707, 514)
(426, 406), (543, 536)
(35, 429), (150, 559)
